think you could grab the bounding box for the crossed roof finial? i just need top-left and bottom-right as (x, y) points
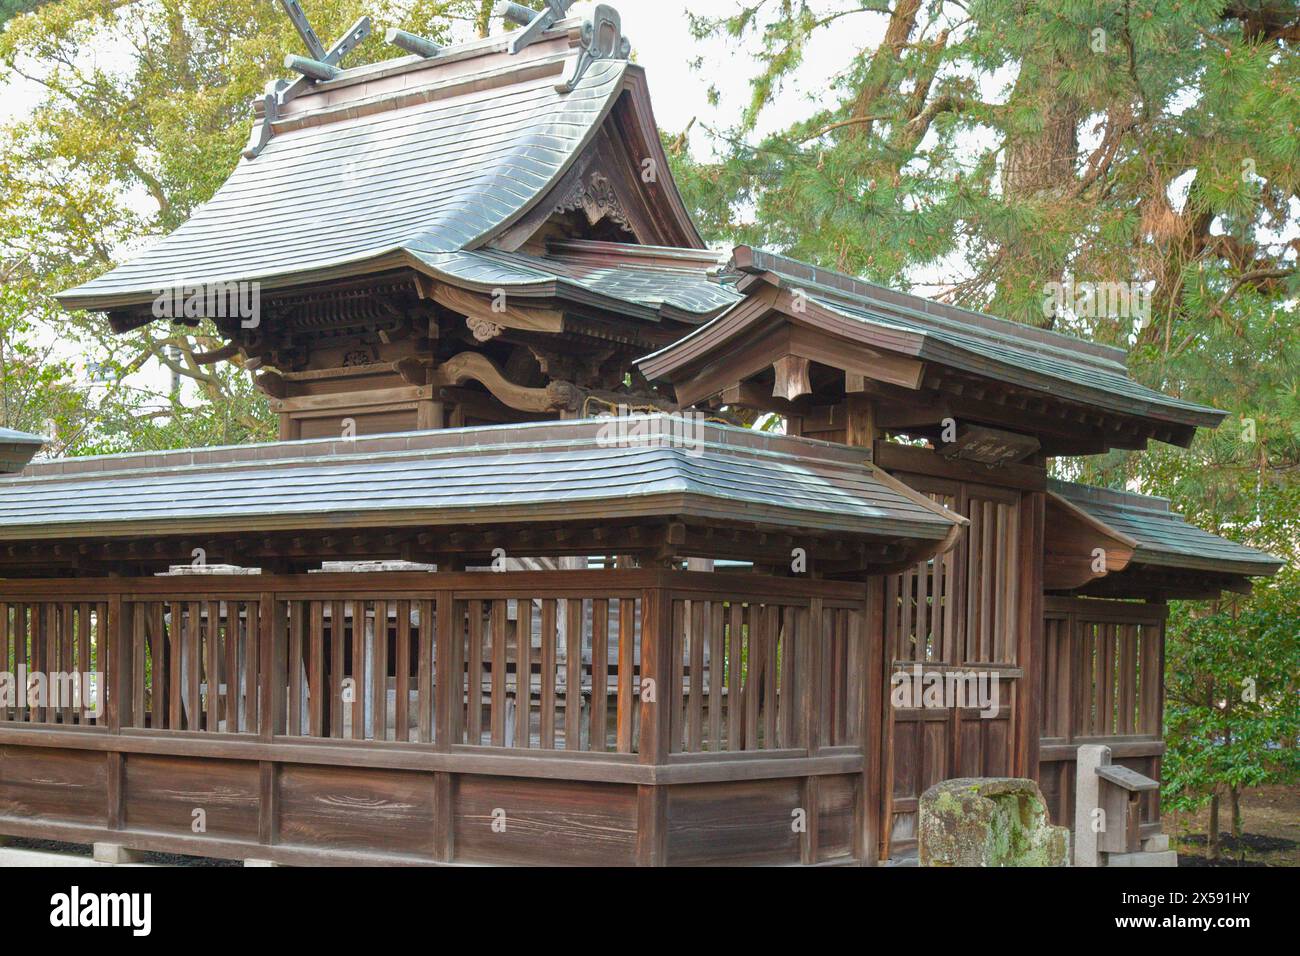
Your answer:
(496, 1), (577, 54)
(279, 1), (372, 82)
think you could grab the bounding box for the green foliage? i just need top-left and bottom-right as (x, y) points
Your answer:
(674, 1), (1300, 830)
(0, 0), (46, 29)
(1162, 570), (1300, 816)
(0, 0), (489, 454)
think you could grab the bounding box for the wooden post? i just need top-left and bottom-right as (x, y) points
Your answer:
(1015, 490), (1045, 779)
(106, 594), (125, 734)
(845, 394), (878, 451)
(433, 591), (457, 863)
(434, 593), (457, 749)
(803, 597), (824, 755)
(800, 775), (821, 864)
(861, 577), (884, 865)
(260, 593), (287, 740)
(639, 585), (673, 766)
(636, 584), (673, 866)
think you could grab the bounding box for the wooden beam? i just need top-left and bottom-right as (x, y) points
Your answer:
(873, 441), (1048, 492)
(844, 395), (877, 450)
(432, 285), (564, 339)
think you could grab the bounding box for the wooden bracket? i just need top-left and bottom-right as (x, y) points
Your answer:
(433, 351), (581, 414)
(772, 356), (812, 402)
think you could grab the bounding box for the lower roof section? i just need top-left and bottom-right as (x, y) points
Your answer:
(1046, 479), (1283, 599)
(0, 417), (962, 568)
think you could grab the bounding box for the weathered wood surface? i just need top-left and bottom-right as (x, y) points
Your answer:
(878, 472), (1026, 858)
(1037, 596), (1167, 839)
(0, 570), (877, 866)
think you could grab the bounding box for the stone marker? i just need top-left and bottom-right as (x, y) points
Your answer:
(919, 777), (1070, 867)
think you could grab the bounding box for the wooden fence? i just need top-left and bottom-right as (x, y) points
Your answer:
(1038, 596), (1167, 838)
(0, 571), (874, 865)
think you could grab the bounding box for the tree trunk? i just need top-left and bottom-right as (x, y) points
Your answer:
(1229, 785), (1243, 839)
(847, 0), (923, 141)
(1207, 792), (1221, 860)
(994, 54), (1081, 324)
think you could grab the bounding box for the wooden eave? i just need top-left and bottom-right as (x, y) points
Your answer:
(0, 419), (963, 579)
(106, 253), (727, 341)
(1043, 492), (1138, 590)
(1059, 564), (1257, 602)
(1045, 482), (1283, 600)
(639, 271), (1211, 452)
(0, 515), (946, 579)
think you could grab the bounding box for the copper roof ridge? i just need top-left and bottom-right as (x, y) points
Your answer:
(289, 16), (584, 98)
(272, 48), (574, 135)
(5, 416), (883, 483)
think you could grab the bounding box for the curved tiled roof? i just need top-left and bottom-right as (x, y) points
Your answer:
(58, 28), (634, 311)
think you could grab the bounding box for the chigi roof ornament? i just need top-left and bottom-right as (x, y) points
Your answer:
(243, 1), (371, 159)
(496, 0), (578, 53)
(279, 1), (371, 83)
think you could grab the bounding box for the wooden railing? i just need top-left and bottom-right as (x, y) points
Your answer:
(1038, 596), (1168, 836)
(1, 601), (106, 726)
(0, 571), (874, 866)
(0, 572), (869, 760)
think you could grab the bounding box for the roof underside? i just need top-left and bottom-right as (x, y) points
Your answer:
(1049, 479), (1283, 578)
(0, 417), (959, 545)
(58, 23), (657, 312)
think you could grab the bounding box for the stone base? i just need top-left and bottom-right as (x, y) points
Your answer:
(2, 847), (108, 867)
(1142, 833), (1170, 852)
(92, 842), (146, 865)
(1107, 850), (1178, 867)
(1, 845), (157, 867)
(919, 777), (1070, 867)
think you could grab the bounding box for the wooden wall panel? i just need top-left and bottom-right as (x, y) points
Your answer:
(880, 470), (1028, 858)
(453, 775), (637, 866)
(666, 779), (802, 866)
(0, 745), (106, 824)
(0, 571), (875, 866)
(815, 774), (857, 863)
(124, 755), (260, 840)
(277, 764), (437, 858)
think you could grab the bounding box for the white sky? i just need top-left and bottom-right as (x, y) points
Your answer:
(617, 0), (880, 151)
(1, 1), (880, 146)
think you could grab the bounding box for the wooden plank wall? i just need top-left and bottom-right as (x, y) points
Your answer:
(0, 571), (877, 866)
(880, 474), (1038, 858)
(1038, 596), (1167, 838)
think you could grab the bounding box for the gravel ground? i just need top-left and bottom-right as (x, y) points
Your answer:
(5, 837), (239, 867)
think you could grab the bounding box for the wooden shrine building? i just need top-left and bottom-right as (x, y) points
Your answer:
(0, 2), (1282, 866)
